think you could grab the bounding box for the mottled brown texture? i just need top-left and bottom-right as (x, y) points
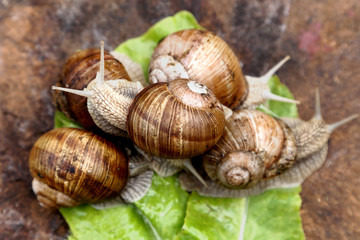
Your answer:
(29, 128), (129, 208)
(0, 0), (359, 239)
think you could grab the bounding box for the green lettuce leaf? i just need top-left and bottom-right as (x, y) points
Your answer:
(176, 187), (304, 240)
(60, 174), (188, 240)
(244, 187), (304, 240)
(134, 174), (190, 239)
(176, 192), (246, 240)
(60, 204), (156, 240)
(114, 10), (203, 80)
(57, 10), (304, 240)
(268, 75), (298, 118)
(54, 110), (83, 129)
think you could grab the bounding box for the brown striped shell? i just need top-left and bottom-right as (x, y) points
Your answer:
(149, 29), (248, 109)
(202, 109), (297, 188)
(53, 48), (132, 131)
(29, 127), (129, 209)
(180, 90), (358, 197)
(52, 43), (144, 137)
(127, 79), (226, 159)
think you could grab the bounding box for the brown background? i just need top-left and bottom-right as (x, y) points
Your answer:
(0, 0), (359, 239)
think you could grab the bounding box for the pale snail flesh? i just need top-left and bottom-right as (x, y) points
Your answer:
(180, 89), (359, 198)
(29, 127), (153, 209)
(149, 29), (299, 109)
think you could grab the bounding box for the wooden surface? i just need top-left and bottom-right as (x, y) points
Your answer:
(0, 1), (359, 239)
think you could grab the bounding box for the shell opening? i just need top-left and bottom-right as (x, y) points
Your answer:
(32, 178), (79, 209)
(221, 104), (233, 119)
(149, 55), (189, 83)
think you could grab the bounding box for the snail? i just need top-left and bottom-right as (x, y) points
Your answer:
(52, 42), (227, 185)
(179, 89), (359, 197)
(29, 127), (153, 209)
(52, 42), (145, 136)
(52, 42), (226, 158)
(53, 42), (227, 158)
(127, 78), (226, 159)
(202, 109), (297, 189)
(148, 29), (299, 109)
(125, 76), (229, 186)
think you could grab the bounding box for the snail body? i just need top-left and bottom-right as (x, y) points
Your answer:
(52, 42), (227, 185)
(149, 29), (299, 109)
(54, 48), (129, 130)
(53, 42), (227, 159)
(29, 127), (152, 209)
(180, 90), (359, 197)
(53, 42), (144, 136)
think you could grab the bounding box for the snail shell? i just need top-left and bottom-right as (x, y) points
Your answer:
(52, 42), (144, 136)
(149, 29), (248, 109)
(52, 43), (222, 183)
(29, 127), (129, 209)
(149, 29), (299, 109)
(53, 48), (132, 131)
(127, 79), (226, 159)
(202, 109), (297, 188)
(180, 89), (359, 197)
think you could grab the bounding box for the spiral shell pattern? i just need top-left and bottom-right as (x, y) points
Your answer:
(127, 79), (226, 159)
(203, 109), (297, 188)
(149, 29), (248, 109)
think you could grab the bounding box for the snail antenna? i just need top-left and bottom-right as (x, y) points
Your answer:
(182, 159), (208, 187)
(259, 56), (291, 84)
(328, 114), (359, 133)
(244, 56), (300, 107)
(51, 42), (108, 97)
(313, 88), (359, 133)
(313, 88), (322, 120)
(51, 86), (94, 98)
(260, 56), (299, 104)
(94, 41), (105, 88)
(262, 91), (300, 105)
